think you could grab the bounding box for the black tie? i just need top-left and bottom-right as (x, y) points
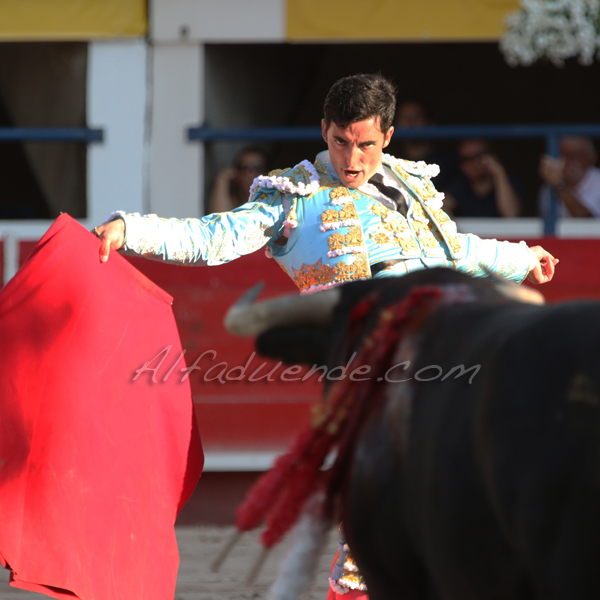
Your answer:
(368, 173), (408, 217)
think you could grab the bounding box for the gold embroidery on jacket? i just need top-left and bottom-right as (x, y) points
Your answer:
(369, 201), (389, 221)
(321, 202), (360, 226)
(328, 227), (363, 253)
(321, 209), (338, 226)
(370, 232), (391, 245)
(428, 207), (462, 255)
(339, 203), (359, 221)
(267, 168), (288, 178)
(338, 548), (367, 591)
(205, 229), (232, 264)
(368, 202), (420, 255)
(314, 159), (338, 189)
(321, 202), (358, 225)
(388, 165), (462, 258)
(291, 255), (369, 292)
(329, 187), (352, 201)
(410, 203), (445, 255)
(243, 224), (270, 253)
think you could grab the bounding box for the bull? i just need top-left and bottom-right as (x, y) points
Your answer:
(227, 268), (600, 600)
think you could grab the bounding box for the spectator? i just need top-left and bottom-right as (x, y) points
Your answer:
(444, 139), (522, 218)
(208, 147), (268, 213)
(393, 99), (459, 191)
(538, 136), (600, 218)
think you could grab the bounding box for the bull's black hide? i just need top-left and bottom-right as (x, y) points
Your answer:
(257, 269), (600, 600)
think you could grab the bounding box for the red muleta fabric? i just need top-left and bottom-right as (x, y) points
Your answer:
(0, 214), (203, 600)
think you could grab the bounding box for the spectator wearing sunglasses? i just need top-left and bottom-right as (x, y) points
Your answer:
(444, 139), (522, 218)
(208, 147), (268, 213)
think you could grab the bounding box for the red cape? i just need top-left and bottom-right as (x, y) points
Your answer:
(0, 214), (203, 600)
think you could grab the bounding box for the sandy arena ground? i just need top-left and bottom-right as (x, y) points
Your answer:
(0, 526), (339, 600)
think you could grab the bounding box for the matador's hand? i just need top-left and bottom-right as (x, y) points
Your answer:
(93, 219), (125, 263)
(527, 245), (559, 284)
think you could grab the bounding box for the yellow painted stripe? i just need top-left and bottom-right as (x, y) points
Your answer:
(287, 0), (519, 42)
(0, 0), (147, 40)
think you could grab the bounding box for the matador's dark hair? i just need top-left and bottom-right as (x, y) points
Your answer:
(323, 73), (397, 133)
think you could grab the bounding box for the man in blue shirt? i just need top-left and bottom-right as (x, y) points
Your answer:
(94, 74), (557, 289)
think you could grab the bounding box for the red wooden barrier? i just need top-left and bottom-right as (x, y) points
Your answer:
(15, 238), (600, 460)
(517, 238), (600, 302)
(125, 253), (323, 456)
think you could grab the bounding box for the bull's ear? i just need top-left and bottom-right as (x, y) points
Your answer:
(224, 286), (341, 337)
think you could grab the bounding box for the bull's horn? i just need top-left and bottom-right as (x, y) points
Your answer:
(224, 286), (341, 337)
(495, 283), (545, 305)
(483, 266), (545, 305)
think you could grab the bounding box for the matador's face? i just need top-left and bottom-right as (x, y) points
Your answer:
(321, 117), (394, 189)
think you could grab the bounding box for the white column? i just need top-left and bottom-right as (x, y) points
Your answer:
(148, 43), (203, 218)
(87, 40), (148, 225)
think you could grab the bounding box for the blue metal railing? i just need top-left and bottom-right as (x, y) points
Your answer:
(0, 127), (104, 143)
(188, 123), (600, 235)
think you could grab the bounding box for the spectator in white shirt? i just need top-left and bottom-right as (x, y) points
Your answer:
(539, 136), (600, 218)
